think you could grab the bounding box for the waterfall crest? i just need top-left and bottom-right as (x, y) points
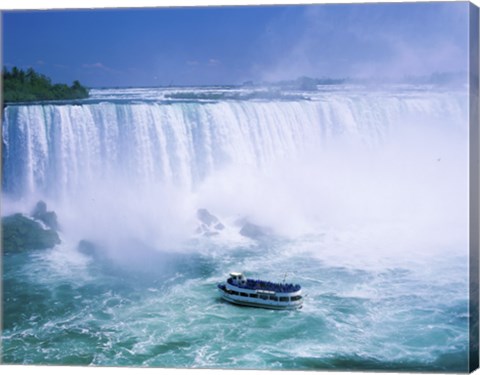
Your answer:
(2, 88), (467, 201)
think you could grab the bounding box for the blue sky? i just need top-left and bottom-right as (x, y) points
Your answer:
(2, 2), (470, 87)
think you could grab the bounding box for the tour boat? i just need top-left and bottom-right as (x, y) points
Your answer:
(217, 272), (303, 310)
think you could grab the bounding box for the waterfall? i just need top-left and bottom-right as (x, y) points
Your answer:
(2, 88), (468, 202)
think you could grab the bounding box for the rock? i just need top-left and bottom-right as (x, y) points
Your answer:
(197, 209), (219, 226)
(239, 222), (272, 240)
(204, 231), (220, 237)
(2, 213), (61, 253)
(31, 200), (59, 230)
(77, 240), (97, 257)
(32, 200), (47, 217)
(196, 208), (225, 237)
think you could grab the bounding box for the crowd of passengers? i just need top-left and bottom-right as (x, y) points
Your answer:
(228, 277), (300, 293)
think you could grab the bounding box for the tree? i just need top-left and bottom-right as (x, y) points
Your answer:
(2, 67), (89, 103)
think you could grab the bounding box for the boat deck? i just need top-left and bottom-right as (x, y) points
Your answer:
(227, 277), (301, 293)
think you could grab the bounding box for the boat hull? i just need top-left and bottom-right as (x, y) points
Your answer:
(220, 293), (302, 310)
(217, 283), (303, 310)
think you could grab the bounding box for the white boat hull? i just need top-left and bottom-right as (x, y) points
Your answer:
(217, 282), (303, 310)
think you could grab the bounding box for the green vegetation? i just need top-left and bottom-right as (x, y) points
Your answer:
(2, 67), (89, 102)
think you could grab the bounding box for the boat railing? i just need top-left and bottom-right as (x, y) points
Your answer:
(227, 277), (301, 293)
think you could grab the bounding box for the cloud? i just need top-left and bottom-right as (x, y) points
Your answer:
(82, 62), (121, 76)
(208, 59), (221, 67)
(83, 62), (108, 69)
(361, 35), (467, 79)
(254, 2), (469, 82)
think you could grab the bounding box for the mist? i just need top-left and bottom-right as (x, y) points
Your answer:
(253, 2), (469, 84)
(1, 85), (469, 270)
(195, 114), (469, 262)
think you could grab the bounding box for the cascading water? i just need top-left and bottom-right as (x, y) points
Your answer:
(3, 87), (467, 200)
(1, 85), (471, 370)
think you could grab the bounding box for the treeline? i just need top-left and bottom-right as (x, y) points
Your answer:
(3, 67), (89, 102)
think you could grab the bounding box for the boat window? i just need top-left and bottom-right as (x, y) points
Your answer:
(231, 290), (239, 295)
(240, 292), (248, 297)
(249, 294), (257, 298)
(291, 295), (302, 301)
(269, 296), (278, 301)
(279, 297), (289, 302)
(259, 295), (268, 300)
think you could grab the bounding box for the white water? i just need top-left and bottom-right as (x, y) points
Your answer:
(2, 86), (469, 258)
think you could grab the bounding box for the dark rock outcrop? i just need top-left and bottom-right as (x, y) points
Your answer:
(77, 239), (97, 257)
(196, 208), (225, 237)
(197, 209), (219, 226)
(2, 213), (61, 253)
(214, 222), (225, 230)
(31, 200), (59, 230)
(239, 221), (272, 240)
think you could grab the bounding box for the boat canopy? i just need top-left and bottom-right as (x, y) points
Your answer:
(227, 273), (301, 293)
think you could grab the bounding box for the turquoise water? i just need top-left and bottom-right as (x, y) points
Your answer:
(2, 234), (469, 371)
